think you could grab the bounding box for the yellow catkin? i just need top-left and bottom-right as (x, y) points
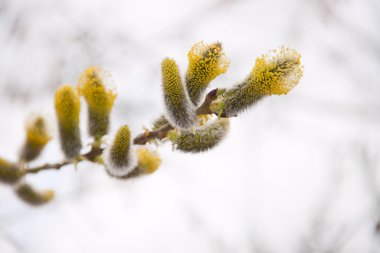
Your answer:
(247, 46), (303, 96)
(0, 158), (24, 184)
(105, 125), (136, 178)
(185, 41), (229, 105)
(78, 67), (117, 141)
(174, 118), (230, 153)
(162, 58), (195, 129)
(119, 148), (161, 179)
(136, 148), (161, 174)
(213, 46), (303, 117)
(16, 184), (54, 206)
(20, 115), (51, 162)
(55, 84), (82, 159)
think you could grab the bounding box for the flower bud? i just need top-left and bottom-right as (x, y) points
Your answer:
(16, 184), (54, 206)
(20, 115), (51, 162)
(105, 125), (136, 178)
(174, 118), (229, 153)
(185, 41), (229, 105)
(162, 58), (195, 129)
(55, 84), (82, 159)
(78, 67), (117, 141)
(0, 158), (24, 184)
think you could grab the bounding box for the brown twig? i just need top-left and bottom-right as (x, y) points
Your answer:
(26, 161), (72, 174)
(25, 145), (104, 174)
(195, 88), (219, 115)
(133, 123), (174, 145)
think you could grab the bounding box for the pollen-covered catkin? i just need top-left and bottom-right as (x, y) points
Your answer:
(55, 84), (82, 159)
(185, 41), (229, 105)
(213, 46), (303, 117)
(78, 67), (116, 142)
(0, 158), (24, 184)
(105, 125), (136, 178)
(162, 58), (195, 129)
(174, 118), (230, 153)
(248, 46), (303, 96)
(136, 148), (161, 174)
(121, 148), (161, 179)
(16, 184), (54, 206)
(20, 115), (51, 162)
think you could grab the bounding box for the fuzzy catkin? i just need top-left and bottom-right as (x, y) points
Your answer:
(121, 148), (161, 179)
(175, 118), (230, 153)
(54, 84), (82, 159)
(214, 46), (302, 117)
(185, 41), (229, 105)
(136, 148), (161, 174)
(78, 67), (116, 141)
(105, 125), (136, 178)
(16, 184), (54, 206)
(0, 158), (24, 184)
(215, 82), (264, 117)
(162, 58), (195, 129)
(20, 115), (51, 162)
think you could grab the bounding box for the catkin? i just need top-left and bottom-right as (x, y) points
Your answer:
(174, 118), (230, 153)
(16, 184), (54, 206)
(78, 67), (116, 141)
(0, 158), (24, 184)
(105, 125), (136, 178)
(185, 41), (229, 105)
(162, 58), (195, 129)
(214, 46), (302, 117)
(55, 84), (82, 159)
(20, 115), (51, 162)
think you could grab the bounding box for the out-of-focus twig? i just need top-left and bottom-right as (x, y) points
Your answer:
(25, 145), (103, 174)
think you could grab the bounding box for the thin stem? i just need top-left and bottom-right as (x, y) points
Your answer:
(25, 145), (104, 174)
(133, 123), (173, 145)
(26, 161), (72, 174)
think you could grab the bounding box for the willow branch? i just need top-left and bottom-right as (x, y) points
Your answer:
(25, 161), (72, 174)
(24, 89), (220, 173)
(133, 88), (220, 145)
(25, 145), (104, 174)
(133, 123), (174, 145)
